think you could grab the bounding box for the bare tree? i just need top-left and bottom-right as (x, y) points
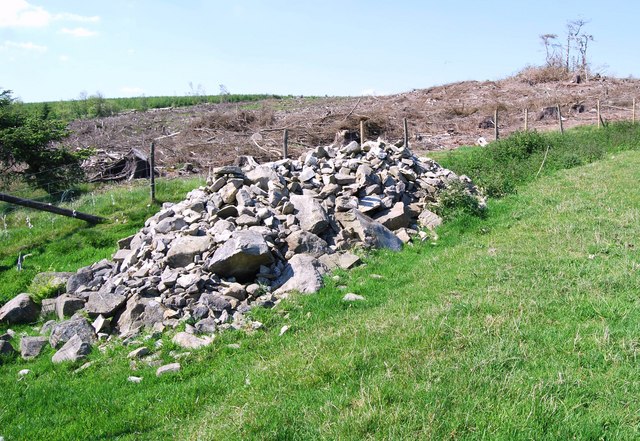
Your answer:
(577, 33), (594, 77)
(540, 34), (558, 66)
(565, 19), (587, 72)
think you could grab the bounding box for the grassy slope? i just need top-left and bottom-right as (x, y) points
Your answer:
(2, 148), (640, 439)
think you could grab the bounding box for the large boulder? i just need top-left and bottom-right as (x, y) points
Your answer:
(52, 334), (91, 363)
(207, 230), (274, 281)
(335, 210), (403, 251)
(289, 194), (330, 235)
(166, 235), (213, 268)
(0, 293), (40, 324)
(274, 254), (328, 295)
(49, 317), (97, 348)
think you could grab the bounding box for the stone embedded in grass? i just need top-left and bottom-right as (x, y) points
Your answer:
(156, 362), (181, 377)
(274, 254), (328, 295)
(127, 376), (143, 383)
(18, 369), (31, 377)
(0, 293), (40, 325)
(172, 332), (214, 350)
(127, 347), (150, 359)
(0, 340), (16, 357)
(342, 293), (366, 302)
(19, 336), (49, 359)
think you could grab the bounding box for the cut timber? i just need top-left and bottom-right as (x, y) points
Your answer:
(0, 193), (105, 224)
(89, 148), (153, 183)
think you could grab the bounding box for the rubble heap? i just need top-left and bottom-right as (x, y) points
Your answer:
(0, 138), (483, 362)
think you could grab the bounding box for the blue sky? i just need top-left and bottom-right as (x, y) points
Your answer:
(1, 0), (638, 102)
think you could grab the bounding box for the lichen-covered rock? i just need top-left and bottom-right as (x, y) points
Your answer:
(274, 254), (328, 295)
(49, 317), (97, 348)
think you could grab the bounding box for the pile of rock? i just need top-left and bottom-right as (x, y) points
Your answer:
(0, 138), (483, 362)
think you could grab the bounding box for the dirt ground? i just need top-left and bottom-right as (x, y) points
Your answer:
(63, 71), (640, 176)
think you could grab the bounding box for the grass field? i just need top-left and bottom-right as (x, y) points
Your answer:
(1, 125), (640, 439)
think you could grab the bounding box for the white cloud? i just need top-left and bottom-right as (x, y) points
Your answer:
(53, 13), (100, 23)
(0, 40), (47, 52)
(59, 54), (70, 62)
(120, 86), (145, 96)
(0, 0), (100, 28)
(60, 27), (98, 38)
(0, 0), (50, 28)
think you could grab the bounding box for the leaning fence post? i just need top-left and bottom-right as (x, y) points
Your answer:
(524, 108), (529, 131)
(557, 104), (564, 134)
(282, 129), (289, 159)
(360, 120), (365, 145)
(150, 141), (156, 203)
(494, 108), (499, 140)
(403, 117), (409, 148)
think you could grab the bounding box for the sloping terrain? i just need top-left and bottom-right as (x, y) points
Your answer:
(61, 72), (640, 176)
(2, 142), (640, 440)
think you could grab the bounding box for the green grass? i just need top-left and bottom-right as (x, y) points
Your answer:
(1, 126), (640, 439)
(0, 177), (204, 303)
(431, 123), (640, 197)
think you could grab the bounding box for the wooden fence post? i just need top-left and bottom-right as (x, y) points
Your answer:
(597, 99), (601, 128)
(633, 98), (636, 124)
(360, 120), (365, 145)
(494, 108), (499, 140)
(282, 129), (289, 159)
(524, 108), (529, 131)
(557, 104), (564, 134)
(150, 141), (156, 203)
(403, 117), (409, 148)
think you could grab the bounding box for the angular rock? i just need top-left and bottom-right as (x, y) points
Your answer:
(285, 230), (330, 258)
(207, 230), (274, 281)
(246, 165), (280, 191)
(172, 332), (214, 350)
(115, 296), (167, 337)
(274, 254), (328, 295)
(20, 336), (49, 359)
(0, 293), (40, 325)
(55, 294), (86, 319)
(195, 317), (217, 334)
(374, 201), (411, 231)
(49, 317), (97, 348)
(166, 235), (213, 268)
(66, 267), (93, 294)
(86, 290), (126, 317)
(319, 251), (362, 271)
(289, 194), (330, 235)
(52, 334), (91, 363)
(40, 298), (56, 318)
(335, 210), (403, 251)
(418, 209), (443, 230)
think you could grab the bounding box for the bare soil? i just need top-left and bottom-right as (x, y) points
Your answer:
(63, 72), (640, 176)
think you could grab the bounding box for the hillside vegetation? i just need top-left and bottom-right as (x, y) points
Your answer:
(1, 123), (639, 439)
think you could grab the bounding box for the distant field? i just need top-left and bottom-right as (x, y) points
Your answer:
(18, 93), (288, 121)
